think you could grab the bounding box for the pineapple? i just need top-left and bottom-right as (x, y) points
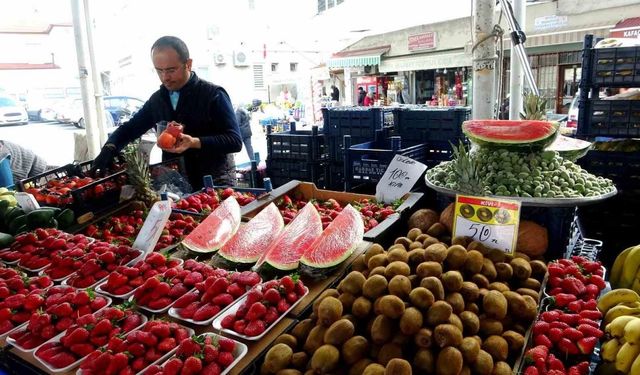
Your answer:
(451, 142), (488, 196)
(122, 143), (159, 208)
(521, 92), (547, 120)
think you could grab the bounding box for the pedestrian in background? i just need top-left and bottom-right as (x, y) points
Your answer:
(235, 105), (254, 160)
(331, 85), (340, 102)
(357, 87), (366, 106)
(364, 91), (374, 106)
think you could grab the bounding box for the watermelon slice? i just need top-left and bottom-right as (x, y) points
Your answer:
(299, 204), (364, 279)
(462, 120), (559, 150)
(253, 202), (323, 272)
(546, 135), (592, 161)
(182, 196), (241, 253)
(217, 203), (284, 265)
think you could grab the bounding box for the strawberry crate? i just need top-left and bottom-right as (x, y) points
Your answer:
(267, 124), (326, 161)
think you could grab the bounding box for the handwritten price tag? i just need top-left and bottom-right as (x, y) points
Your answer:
(14, 192), (40, 213)
(375, 155), (427, 204)
(452, 195), (521, 254)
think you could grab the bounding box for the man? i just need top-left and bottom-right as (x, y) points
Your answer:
(0, 140), (50, 184)
(330, 85), (340, 102)
(91, 36), (242, 189)
(235, 105), (254, 160)
(357, 87), (366, 106)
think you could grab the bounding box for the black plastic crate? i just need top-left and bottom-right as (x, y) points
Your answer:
(395, 107), (471, 142)
(324, 161), (345, 191)
(267, 124), (325, 161)
(345, 136), (427, 189)
(577, 99), (640, 138)
(326, 126), (390, 162)
(578, 150), (640, 190)
(17, 161), (92, 192)
(590, 44), (640, 87)
(424, 141), (455, 168)
(322, 106), (398, 137)
(266, 159), (325, 188)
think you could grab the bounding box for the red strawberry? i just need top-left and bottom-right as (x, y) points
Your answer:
(174, 327), (190, 343)
(245, 302), (267, 321)
(540, 310), (560, 323)
(566, 300), (583, 313)
(559, 313), (580, 326)
(294, 279), (305, 296)
(204, 344), (219, 362)
(244, 320), (266, 336)
(220, 315), (235, 329)
(24, 294), (45, 310)
(66, 327), (90, 345)
(150, 323), (171, 338)
(92, 319), (113, 336)
(158, 337), (177, 353)
(70, 343), (95, 357)
(164, 357), (183, 375)
(578, 318), (600, 328)
(547, 354), (565, 372)
(145, 347), (162, 363)
(233, 320), (247, 334)
(524, 345), (548, 369)
(533, 334), (552, 348)
(263, 288), (281, 305)
(577, 336), (598, 354)
(548, 327), (563, 343)
(217, 351), (234, 368)
(183, 356), (203, 373)
(179, 302), (200, 319)
(264, 308), (279, 324)
(588, 274), (606, 291)
(174, 291), (199, 308)
(218, 337), (235, 352)
(563, 327), (584, 341)
(211, 293), (234, 307)
(127, 342), (146, 357)
(524, 366), (539, 375)
(90, 296), (108, 311)
(552, 293), (577, 307)
(557, 338), (580, 355)
(226, 283), (244, 298)
(532, 321), (549, 336)
(280, 276), (295, 293)
(201, 362), (222, 374)
(577, 324), (603, 338)
(277, 299), (290, 313)
(561, 277), (586, 296)
(193, 304), (221, 322)
(48, 351), (76, 368)
(579, 310), (602, 320)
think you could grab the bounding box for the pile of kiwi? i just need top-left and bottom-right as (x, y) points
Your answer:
(259, 225), (548, 375)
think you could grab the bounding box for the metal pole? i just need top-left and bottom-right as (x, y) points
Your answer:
(472, 0), (497, 119)
(83, 0), (107, 146)
(508, 0), (525, 119)
(70, 0), (99, 158)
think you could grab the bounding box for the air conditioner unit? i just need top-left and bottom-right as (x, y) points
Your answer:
(214, 52), (226, 65)
(233, 49), (250, 67)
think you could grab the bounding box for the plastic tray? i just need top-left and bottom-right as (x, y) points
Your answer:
(18, 262), (51, 274)
(212, 286), (308, 341)
(33, 313), (148, 374)
(128, 288), (195, 315)
(0, 322), (27, 346)
(148, 332), (248, 375)
(94, 256), (183, 300)
(6, 295), (112, 353)
(39, 267), (74, 283)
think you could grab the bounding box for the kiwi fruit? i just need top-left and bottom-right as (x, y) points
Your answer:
(483, 290), (508, 319)
(342, 336), (369, 365)
(452, 236), (470, 247)
(424, 243), (448, 263)
(324, 319), (355, 346)
(391, 332), (411, 346)
(514, 252), (531, 261)
(481, 258), (498, 280)
(339, 271), (367, 295)
(472, 274), (490, 289)
(445, 245), (468, 269)
(467, 240), (488, 255)
(313, 289), (339, 315)
(363, 363), (386, 375)
(464, 250), (485, 274)
(520, 278), (542, 291)
(385, 359), (412, 375)
(371, 315), (395, 345)
(488, 282), (510, 293)
(445, 292), (465, 314)
(291, 319), (314, 343)
(409, 287), (435, 310)
(460, 336), (480, 363)
(460, 281), (480, 302)
(479, 316), (504, 336)
(492, 361), (512, 375)
(291, 352), (308, 369)
(408, 209), (440, 232)
(274, 334), (298, 350)
(387, 248), (409, 264)
(426, 300), (453, 326)
(385, 261), (411, 279)
(416, 261), (443, 279)
(436, 346), (463, 375)
(486, 249), (506, 263)
(482, 335), (508, 361)
(407, 228), (422, 241)
(350, 359), (374, 375)
(474, 350), (494, 375)
(421, 276), (445, 300)
(422, 236), (440, 248)
(379, 295), (406, 319)
(407, 249), (425, 269)
(529, 260), (548, 278)
(494, 263), (513, 281)
(460, 311), (480, 335)
(318, 297), (343, 327)
(311, 344), (340, 374)
(388, 275), (412, 299)
(276, 369), (301, 375)
(370, 266), (386, 277)
(368, 254), (389, 271)
(502, 330), (525, 354)
(414, 327), (433, 348)
(510, 258), (532, 280)
(352, 296), (373, 318)
(414, 349), (435, 373)
(449, 313), (464, 332)
(517, 288), (540, 301)
(364, 244), (385, 263)
(399, 307), (423, 335)
(465, 302), (480, 314)
(352, 255), (366, 272)
(264, 343), (293, 373)
(363, 275), (388, 299)
(394, 237), (412, 249)
(442, 271), (464, 292)
(434, 323), (463, 348)
(378, 342), (403, 366)
(427, 222), (447, 237)
(304, 325), (328, 353)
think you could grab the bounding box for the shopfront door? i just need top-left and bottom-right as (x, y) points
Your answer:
(557, 64), (581, 114)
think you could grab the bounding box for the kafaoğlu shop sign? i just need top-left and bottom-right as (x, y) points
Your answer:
(408, 32), (437, 51)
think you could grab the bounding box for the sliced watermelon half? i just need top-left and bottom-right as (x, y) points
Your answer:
(217, 203), (284, 265)
(546, 135), (592, 161)
(182, 196), (241, 253)
(299, 204), (364, 279)
(253, 202), (323, 272)
(462, 120), (559, 150)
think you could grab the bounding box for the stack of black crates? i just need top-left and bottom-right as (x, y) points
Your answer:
(576, 34), (640, 267)
(265, 123), (326, 188)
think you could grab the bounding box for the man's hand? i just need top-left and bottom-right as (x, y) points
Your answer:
(89, 144), (117, 177)
(164, 133), (201, 154)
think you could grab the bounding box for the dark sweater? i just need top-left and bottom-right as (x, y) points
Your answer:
(107, 73), (242, 189)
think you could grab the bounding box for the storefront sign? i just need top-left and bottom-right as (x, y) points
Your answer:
(452, 195), (521, 254)
(375, 155), (427, 204)
(534, 15), (568, 32)
(610, 17), (640, 38)
(379, 52), (471, 73)
(408, 32), (437, 51)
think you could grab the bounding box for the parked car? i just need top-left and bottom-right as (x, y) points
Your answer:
(0, 96), (28, 126)
(103, 95), (145, 125)
(26, 100), (58, 122)
(55, 98), (115, 129)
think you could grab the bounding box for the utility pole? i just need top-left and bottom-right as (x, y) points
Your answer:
(472, 0), (497, 119)
(83, 0), (107, 146)
(508, 0), (526, 120)
(70, 0), (99, 158)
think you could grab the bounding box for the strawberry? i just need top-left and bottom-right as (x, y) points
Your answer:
(561, 277), (586, 296)
(245, 302), (267, 321)
(245, 289), (263, 305)
(127, 342), (146, 357)
(66, 327), (90, 345)
(226, 283), (244, 298)
(92, 319), (113, 336)
(211, 293), (234, 307)
(220, 315), (235, 329)
(158, 337), (177, 353)
(588, 274), (606, 291)
(548, 327), (563, 343)
(218, 337), (235, 353)
(280, 276), (295, 293)
(532, 321), (549, 336)
(579, 310), (602, 320)
(566, 300), (583, 313)
(263, 288), (281, 305)
(48, 351), (76, 368)
(174, 291), (199, 308)
(551, 293), (576, 307)
(204, 344), (219, 362)
(575, 361), (590, 374)
(244, 320), (266, 336)
(174, 327), (190, 343)
(577, 336), (598, 354)
(201, 362), (222, 374)
(145, 347), (162, 363)
(540, 310), (560, 323)
(277, 299), (290, 313)
(194, 304), (221, 322)
(24, 294), (45, 310)
(264, 308), (279, 324)
(568, 367), (582, 375)
(525, 346), (548, 369)
(547, 354), (565, 372)
(563, 327), (584, 341)
(179, 302), (200, 319)
(150, 323), (171, 338)
(577, 318), (600, 328)
(164, 357), (183, 375)
(70, 343), (95, 357)
(90, 296), (108, 311)
(217, 351), (234, 368)
(147, 297), (172, 310)
(233, 320), (247, 334)
(557, 338), (580, 355)
(131, 356), (147, 371)
(533, 334), (552, 348)
(577, 323), (603, 338)
(559, 313), (580, 326)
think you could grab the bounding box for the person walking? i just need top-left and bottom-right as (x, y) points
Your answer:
(330, 85), (340, 102)
(357, 87), (366, 106)
(235, 105), (254, 160)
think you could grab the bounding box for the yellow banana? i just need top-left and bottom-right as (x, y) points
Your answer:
(611, 246), (637, 288)
(620, 247), (640, 288)
(598, 288), (640, 314)
(605, 305), (640, 326)
(601, 338), (622, 362)
(631, 352), (640, 375)
(615, 342), (640, 373)
(607, 316), (640, 338)
(624, 318), (640, 344)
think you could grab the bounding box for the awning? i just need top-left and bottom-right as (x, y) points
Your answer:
(610, 17), (640, 38)
(502, 24), (612, 49)
(379, 51), (472, 73)
(327, 45), (390, 69)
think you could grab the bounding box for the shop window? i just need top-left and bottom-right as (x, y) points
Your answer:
(290, 62), (298, 72)
(317, 0), (326, 13)
(271, 63), (278, 72)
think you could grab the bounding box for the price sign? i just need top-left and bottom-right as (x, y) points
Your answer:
(375, 155), (427, 204)
(452, 195), (521, 254)
(132, 200), (172, 255)
(14, 192), (40, 213)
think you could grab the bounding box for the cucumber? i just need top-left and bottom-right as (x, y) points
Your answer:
(0, 232), (13, 248)
(55, 209), (75, 229)
(26, 208), (57, 229)
(9, 215), (27, 234)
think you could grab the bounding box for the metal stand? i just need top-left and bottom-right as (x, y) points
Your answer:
(497, 0), (539, 96)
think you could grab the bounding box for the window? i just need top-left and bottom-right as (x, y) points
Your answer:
(271, 63), (278, 72)
(253, 65), (265, 89)
(317, 0), (326, 13)
(290, 63), (298, 72)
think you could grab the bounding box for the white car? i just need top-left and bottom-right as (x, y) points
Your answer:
(0, 96), (28, 126)
(55, 98), (114, 129)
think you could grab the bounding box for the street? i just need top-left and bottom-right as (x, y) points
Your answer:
(0, 119), (268, 171)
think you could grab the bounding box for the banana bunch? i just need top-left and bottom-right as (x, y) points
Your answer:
(599, 289), (640, 325)
(0, 187), (17, 209)
(601, 314), (640, 373)
(610, 245), (640, 291)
